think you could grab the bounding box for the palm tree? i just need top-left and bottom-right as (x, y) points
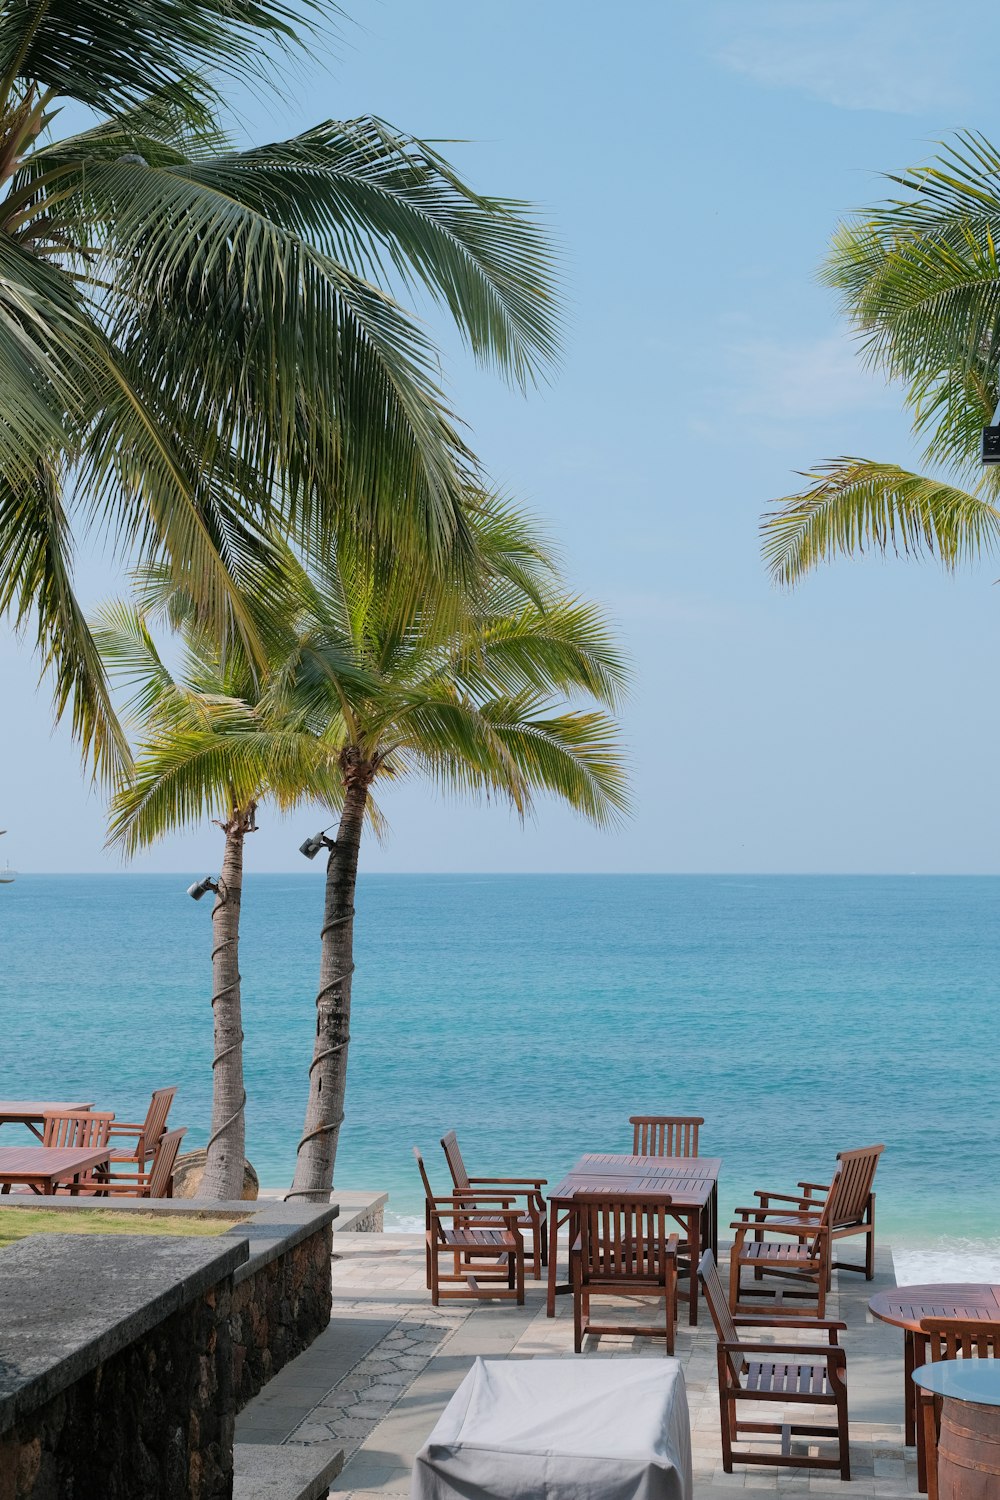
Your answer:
(762, 133), (1000, 584)
(94, 595), (342, 1199)
(279, 497), (631, 1201)
(0, 0), (559, 780)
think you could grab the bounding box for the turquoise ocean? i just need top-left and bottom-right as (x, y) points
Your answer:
(2, 874), (999, 1268)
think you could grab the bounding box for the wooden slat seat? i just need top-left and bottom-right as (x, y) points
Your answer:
(699, 1249), (851, 1479)
(440, 1130), (547, 1279)
(70, 1127), (186, 1198)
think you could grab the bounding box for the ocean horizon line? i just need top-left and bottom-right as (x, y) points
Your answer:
(10, 869), (1000, 880)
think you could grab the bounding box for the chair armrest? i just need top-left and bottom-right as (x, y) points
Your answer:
(732, 1206), (825, 1222)
(734, 1315), (847, 1332)
(430, 1193), (515, 1206)
(751, 1190), (812, 1208)
(797, 1180), (830, 1194)
(467, 1177), (547, 1188)
(723, 1338), (846, 1364)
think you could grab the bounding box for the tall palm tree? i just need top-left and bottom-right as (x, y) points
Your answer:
(0, 0), (559, 780)
(94, 594), (342, 1199)
(279, 498), (630, 1201)
(99, 498), (629, 1202)
(762, 133), (1000, 584)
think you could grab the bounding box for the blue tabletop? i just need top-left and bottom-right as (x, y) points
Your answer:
(913, 1359), (1000, 1406)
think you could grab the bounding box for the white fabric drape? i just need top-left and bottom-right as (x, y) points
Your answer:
(411, 1356), (693, 1500)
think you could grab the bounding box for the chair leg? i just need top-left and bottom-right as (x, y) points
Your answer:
(728, 1244), (742, 1311)
(866, 1200), (876, 1279)
(539, 1213), (548, 1268)
(429, 1248), (440, 1306)
(837, 1385), (851, 1481)
(665, 1258), (676, 1356)
(515, 1242), (524, 1306)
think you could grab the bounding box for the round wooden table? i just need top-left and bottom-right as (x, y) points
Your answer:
(913, 1359), (1000, 1500)
(869, 1284), (1000, 1490)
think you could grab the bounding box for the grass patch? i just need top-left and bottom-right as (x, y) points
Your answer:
(0, 1208), (245, 1249)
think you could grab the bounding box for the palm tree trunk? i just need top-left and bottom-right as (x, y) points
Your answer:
(289, 759), (370, 1201)
(200, 812), (250, 1200)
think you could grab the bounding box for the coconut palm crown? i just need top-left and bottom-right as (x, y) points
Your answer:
(97, 496), (630, 1198)
(762, 133), (1000, 584)
(0, 0), (559, 782)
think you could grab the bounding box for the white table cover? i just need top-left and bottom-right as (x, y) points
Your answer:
(411, 1357), (693, 1500)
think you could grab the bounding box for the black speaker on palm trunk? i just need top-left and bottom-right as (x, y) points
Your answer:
(982, 424), (1000, 463)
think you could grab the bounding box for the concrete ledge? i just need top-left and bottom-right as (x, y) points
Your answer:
(0, 1232), (248, 1431)
(0, 1193), (337, 1288)
(331, 1190), (388, 1234)
(234, 1442), (344, 1500)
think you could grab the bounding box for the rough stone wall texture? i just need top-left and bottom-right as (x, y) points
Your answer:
(0, 1283), (234, 1500)
(342, 1206), (384, 1232)
(230, 1222), (333, 1409)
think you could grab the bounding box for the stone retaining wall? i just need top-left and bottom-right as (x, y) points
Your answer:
(230, 1217), (333, 1407)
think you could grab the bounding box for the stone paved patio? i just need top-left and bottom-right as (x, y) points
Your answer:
(236, 1232), (921, 1499)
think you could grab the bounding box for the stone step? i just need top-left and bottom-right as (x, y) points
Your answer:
(234, 1441), (344, 1500)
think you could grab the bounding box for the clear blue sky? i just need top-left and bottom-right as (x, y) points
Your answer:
(4, 0), (1000, 874)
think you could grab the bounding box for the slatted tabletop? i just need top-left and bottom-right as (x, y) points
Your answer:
(0, 1101), (93, 1141)
(547, 1153), (721, 1326)
(869, 1282), (1000, 1473)
(0, 1145), (111, 1195)
(869, 1283), (1000, 1331)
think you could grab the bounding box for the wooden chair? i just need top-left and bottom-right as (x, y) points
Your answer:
(90, 1127), (186, 1198)
(107, 1087), (178, 1169)
(414, 1147), (524, 1304)
(918, 1317), (1000, 1500)
(630, 1115), (704, 1157)
(729, 1171), (836, 1320)
(440, 1130), (547, 1279)
(699, 1250), (850, 1478)
(570, 1193), (679, 1353)
(752, 1144), (884, 1280)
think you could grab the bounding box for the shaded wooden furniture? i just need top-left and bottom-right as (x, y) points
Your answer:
(869, 1282), (1000, 1487)
(107, 1087), (178, 1169)
(914, 1349), (1000, 1500)
(414, 1147), (524, 1304)
(548, 1154), (720, 1325)
(570, 1193), (679, 1353)
(440, 1130), (547, 1279)
(630, 1115), (704, 1157)
(0, 1101), (93, 1140)
(86, 1127), (186, 1198)
(0, 1146), (113, 1196)
(751, 1144), (884, 1280)
(699, 1249), (850, 1479)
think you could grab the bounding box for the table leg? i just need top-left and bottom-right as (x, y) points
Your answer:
(688, 1209), (701, 1326)
(913, 1332), (928, 1492)
(904, 1329), (916, 1446)
(43, 1179), (55, 1196)
(546, 1212), (558, 1316)
(26, 1122), (44, 1142)
(711, 1181), (719, 1258)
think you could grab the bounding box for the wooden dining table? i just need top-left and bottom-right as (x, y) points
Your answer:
(0, 1145), (111, 1195)
(547, 1154), (721, 1325)
(0, 1101), (93, 1140)
(869, 1281), (1000, 1490)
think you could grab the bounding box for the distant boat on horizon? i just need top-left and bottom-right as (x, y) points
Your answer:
(0, 830), (16, 884)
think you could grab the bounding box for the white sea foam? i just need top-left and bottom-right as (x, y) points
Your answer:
(892, 1240), (1000, 1284)
(384, 1210), (425, 1234)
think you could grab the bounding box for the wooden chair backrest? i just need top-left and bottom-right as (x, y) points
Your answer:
(142, 1087), (177, 1148)
(921, 1317), (1000, 1360)
(698, 1249), (745, 1382)
(630, 1115), (703, 1157)
(440, 1131), (471, 1193)
(575, 1193), (673, 1286)
(148, 1128), (185, 1198)
(413, 1147), (436, 1203)
(827, 1144), (884, 1228)
(43, 1111), (114, 1149)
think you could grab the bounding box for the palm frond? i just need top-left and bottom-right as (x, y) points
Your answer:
(761, 459), (1000, 585)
